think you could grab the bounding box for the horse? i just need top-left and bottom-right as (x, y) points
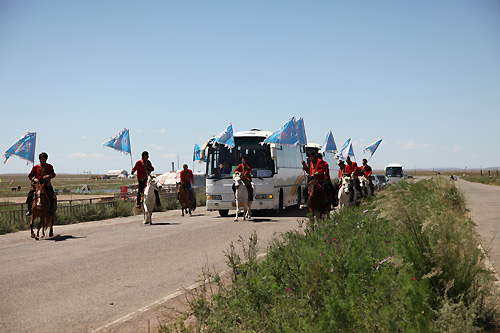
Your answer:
(338, 177), (351, 209)
(307, 177), (328, 220)
(177, 181), (194, 217)
(233, 172), (253, 222)
(359, 175), (373, 197)
(30, 181), (57, 239)
(143, 175), (163, 225)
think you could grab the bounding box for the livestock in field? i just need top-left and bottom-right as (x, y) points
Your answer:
(30, 181), (57, 239)
(177, 181), (195, 217)
(233, 172), (253, 221)
(143, 175), (162, 225)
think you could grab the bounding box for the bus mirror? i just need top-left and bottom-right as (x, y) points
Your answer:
(270, 147), (277, 160)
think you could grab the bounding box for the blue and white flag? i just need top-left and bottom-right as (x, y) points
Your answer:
(320, 131), (337, 153)
(296, 117), (307, 146)
(213, 123), (235, 148)
(102, 128), (131, 155)
(193, 144), (204, 162)
(263, 117), (300, 146)
(337, 138), (354, 160)
(3, 132), (37, 164)
(363, 139), (382, 157)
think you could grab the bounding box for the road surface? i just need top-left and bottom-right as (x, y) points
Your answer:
(0, 207), (307, 332)
(458, 179), (500, 275)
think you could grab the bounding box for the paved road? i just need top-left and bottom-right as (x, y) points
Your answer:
(458, 180), (500, 274)
(0, 207), (307, 333)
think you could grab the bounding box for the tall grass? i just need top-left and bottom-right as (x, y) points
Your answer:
(161, 178), (498, 332)
(462, 175), (500, 186)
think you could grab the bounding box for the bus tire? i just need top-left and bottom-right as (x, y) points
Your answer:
(218, 209), (229, 217)
(279, 189), (284, 212)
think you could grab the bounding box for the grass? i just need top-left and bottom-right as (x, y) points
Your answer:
(461, 175), (500, 186)
(0, 191), (206, 234)
(159, 177), (498, 332)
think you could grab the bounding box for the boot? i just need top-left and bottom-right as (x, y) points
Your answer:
(26, 206), (32, 216)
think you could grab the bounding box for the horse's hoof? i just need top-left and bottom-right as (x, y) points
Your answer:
(234, 218), (238, 222)
(31, 233), (35, 238)
(49, 232), (53, 238)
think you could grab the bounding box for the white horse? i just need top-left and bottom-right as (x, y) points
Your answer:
(233, 172), (254, 222)
(143, 175), (163, 225)
(359, 175), (373, 197)
(338, 177), (351, 209)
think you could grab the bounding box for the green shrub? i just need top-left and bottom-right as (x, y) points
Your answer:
(170, 178), (498, 332)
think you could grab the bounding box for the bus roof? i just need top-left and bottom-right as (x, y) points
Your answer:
(234, 129), (273, 138)
(386, 163), (403, 168)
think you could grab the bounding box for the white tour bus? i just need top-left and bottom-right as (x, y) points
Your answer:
(204, 130), (339, 217)
(385, 163), (404, 178)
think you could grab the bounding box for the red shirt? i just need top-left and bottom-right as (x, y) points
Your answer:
(234, 163), (252, 181)
(180, 169), (194, 184)
(345, 162), (361, 177)
(303, 158), (328, 181)
(362, 164), (373, 178)
(132, 159), (154, 180)
(29, 163), (56, 183)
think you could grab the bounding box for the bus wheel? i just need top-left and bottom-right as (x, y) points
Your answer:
(218, 209), (229, 217)
(279, 189), (284, 212)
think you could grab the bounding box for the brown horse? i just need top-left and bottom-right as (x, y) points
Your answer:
(177, 182), (194, 216)
(307, 178), (328, 220)
(30, 181), (57, 239)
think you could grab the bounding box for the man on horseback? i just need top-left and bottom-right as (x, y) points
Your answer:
(361, 158), (375, 194)
(317, 153), (336, 208)
(180, 164), (196, 209)
(302, 151), (331, 207)
(26, 152), (56, 216)
(132, 151), (161, 209)
(345, 156), (363, 200)
(233, 155), (253, 201)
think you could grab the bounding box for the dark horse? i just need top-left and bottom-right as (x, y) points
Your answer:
(177, 182), (195, 216)
(307, 178), (329, 220)
(30, 181), (57, 239)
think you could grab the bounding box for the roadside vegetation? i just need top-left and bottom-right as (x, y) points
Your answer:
(0, 193), (206, 234)
(161, 177), (498, 332)
(462, 175), (500, 186)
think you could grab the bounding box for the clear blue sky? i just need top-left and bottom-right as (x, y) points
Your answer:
(1, 0), (499, 174)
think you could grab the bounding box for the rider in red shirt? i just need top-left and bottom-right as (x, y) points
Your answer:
(361, 158), (375, 193)
(132, 151), (160, 208)
(233, 155), (253, 201)
(346, 156), (363, 199)
(180, 164), (196, 208)
(26, 152), (56, 216)
(302, 151), (331, 208)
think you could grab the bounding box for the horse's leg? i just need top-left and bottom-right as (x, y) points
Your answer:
(181, 204), (185, 217)
(40, 216), (46, 238)
(234, 196), (239, 222)
(30, 215), (35, 238)
(49, 216), (54, 237)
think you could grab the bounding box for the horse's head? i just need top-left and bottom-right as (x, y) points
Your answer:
(148, 175), (163, 190)
(340, 177), (350, 194)
(233, 172), (243, 189)
(359, 176), (366, 188)
(307, 178), (320, 196)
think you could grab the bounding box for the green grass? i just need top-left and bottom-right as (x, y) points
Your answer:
(160, 178), (498, 332)
(462, 175), (500, 186)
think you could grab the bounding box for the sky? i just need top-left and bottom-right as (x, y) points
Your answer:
(1, 0), (499, 175)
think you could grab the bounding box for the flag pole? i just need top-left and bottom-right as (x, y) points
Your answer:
(128, 129), (134, 170)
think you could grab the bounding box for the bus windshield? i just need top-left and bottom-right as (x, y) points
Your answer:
(206, 137), (274, 179)
(386, 167), (403, 178)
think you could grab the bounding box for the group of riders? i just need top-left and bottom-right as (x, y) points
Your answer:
(24, 148), (373, 218)
(302, 151), (375, 210)
(25, 150), (198, 217)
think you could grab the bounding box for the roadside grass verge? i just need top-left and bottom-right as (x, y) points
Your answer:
(462, 175), (500, 186)
(161, 177), (498, 332)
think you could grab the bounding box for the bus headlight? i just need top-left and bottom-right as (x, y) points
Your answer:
(255, 194), (273, 200)
(206, 195), (222, 200)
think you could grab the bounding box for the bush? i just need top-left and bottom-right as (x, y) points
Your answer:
(170, 178), (498, 332)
